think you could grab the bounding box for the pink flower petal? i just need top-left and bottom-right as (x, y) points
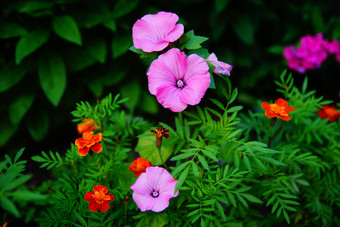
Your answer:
(132, 193), (155, 212)
(206, 53), (233, 76)
(130, 172), (153, 195)
(132, 12), (184, 52)
(156, 85), (188, 112)
(150, 196), (171, 212)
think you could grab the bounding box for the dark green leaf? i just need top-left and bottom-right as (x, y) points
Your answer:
(0, 117), (18, 147)
(2, 175), (32, 191)
(11, 190), (48, 201)
(0, 62), (27, 92)
(232, 16), (254, 45)
(0, 197), (20, 217)
(113, 0), (139, 18)
(0, 22), (28, 39)
(27, 109), (49, 141)
(112, 34), (132, 58)
(52, 15), (82, 45)
(19, 2), (53, 13)
(15, 29), (49, 64)
(87, 36), (107, 63)
(38, 52), (66, 106)
(9, 93), (35, 125)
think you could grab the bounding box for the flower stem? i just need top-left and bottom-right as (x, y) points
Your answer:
(158, 146), (170, 172)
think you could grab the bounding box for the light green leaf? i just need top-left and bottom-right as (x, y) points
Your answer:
(146, 211), (168, 227)
(2, 175), (32, 192)
(38, 52), (66, 106)
(87, 36), (107, 63)
(52, 15), (82, 45)
(15, 29), (49, 64)
(135, 131), (174, 165)
(183, 30), (209, 50)
(0, 22), (28, 39)
(0, 62), (27, 92)
(9, 93), (35, 125)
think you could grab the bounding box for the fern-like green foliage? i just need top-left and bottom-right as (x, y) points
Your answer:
(0, 148), (48, 219)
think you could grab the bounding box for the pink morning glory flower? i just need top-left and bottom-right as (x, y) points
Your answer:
(147, 48), (210, 112)
(132, 11), (184, 53)
(130, 166), (179, 212)
(206, 53), (233, 76)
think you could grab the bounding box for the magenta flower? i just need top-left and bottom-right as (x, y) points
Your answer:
(130, 166), (178, 212)
(147, 48), (210, 112)
(132, 11), (184, 53)
(206, 53), (233, 76)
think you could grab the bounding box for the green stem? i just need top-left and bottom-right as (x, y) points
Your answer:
(158, 146), (170, 172)
(268, 120), (284, 148)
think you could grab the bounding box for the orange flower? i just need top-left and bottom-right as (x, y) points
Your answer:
(317, 105), (340, 122)
(129, 157), (153, 177)
(151, 125), (169, 148)
(77, 118), (99, 134)
(84, 185), (114, 212)
(75, 131), (103, 156)
(261, 98), (295, 121)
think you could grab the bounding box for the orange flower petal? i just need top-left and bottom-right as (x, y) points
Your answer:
(261, 102), (270, 110)
(75, 138), (87, 148)
(93, 133), (103, 143)
(276, 98), (287, 107)
(94, 185), (108, 194)
(78, 147), (90, 156)
(89, 201), (101, 212)
(280, 115), (291, 121)
(285, 106), (295, 113)
(84, 192), (94, 202)
(91, 143), (102, 153)
(99, 202), (110, 212)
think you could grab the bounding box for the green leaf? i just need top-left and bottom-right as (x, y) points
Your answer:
(74, 211), (88, 227)
(242, 193), (262, 204)
(112, 33), (132, 58)
(52, 15), (82, 45)
(11, 190), (48, 201)
(113, 0), (139, 18)
(14, 148), (25, 163)
(0, 117), (18, 147)
(9, 93), (35, 125)
(135, 131), (174, 165)
(183, 30), (209, 50)
(15, 29), (49, 64)
(87, 36), (107, 63)
(267, 45), (284, 54)
(139, 91), (159, 114)
(209, 73), (216, 89)
(2, 175), (32, 191)
(0, 197), (20, 217)
(27, 110), (49, 141)
(19, 2), (53, 13)
(232, 16), (254, 45)
(0, 22), (28, 39)
(175, 167), (189, 191)
(38, 51), (66, 106)
(120, 80), (141, 110)
(0, 62), (27, 92)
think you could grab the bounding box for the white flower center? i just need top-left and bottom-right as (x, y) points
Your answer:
(151, 190), (159, 198)
(176, 79), (185, 89)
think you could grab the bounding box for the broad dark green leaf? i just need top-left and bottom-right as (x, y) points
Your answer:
(0, 117), (18, 147)
(8, 93), (35, 125)
(19, 2), (53, 13)
(27, 110), (49, 141)
(0, 62), (27, 92)
(113, 0), (139, 18)
(38, 52), (66, 106)
(0, 22), (28, 39)
(120, 80), (141, 110)
(15, 29), (49, 64)
(52, 15), (82, 45)
(139, 91), (159, 114)
(112, 34), (132, 58)
(232, 15), (254, 45)
(87, 36), (107, 63)
(2, 175), (32, 191)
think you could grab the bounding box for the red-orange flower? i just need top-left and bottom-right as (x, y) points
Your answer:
(317, 105), (340, 122)
(261, 98), (295, 121)
(75, 131), (103, 156)
(129, 157), (153, 177)
(77, 118), (99, 134)
(151, 125), (169, 148)
(84, 185), (114, 212)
